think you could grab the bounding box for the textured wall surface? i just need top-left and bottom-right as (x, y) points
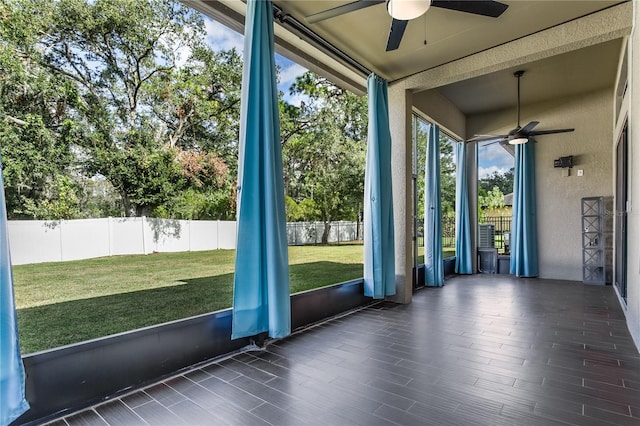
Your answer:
(535, 90), (614, 280)
(413, 89), (466, 139)
(387, 84), (413, 304)
(468, 89), (614, 281)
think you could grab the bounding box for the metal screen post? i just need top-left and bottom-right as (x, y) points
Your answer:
(412, 116), (419, 287)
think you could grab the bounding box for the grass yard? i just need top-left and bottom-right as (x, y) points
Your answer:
(13, 245), (455, 354)
(13, 245), (364, 354)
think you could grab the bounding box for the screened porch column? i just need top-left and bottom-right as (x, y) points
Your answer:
(387, 84), (413, 304)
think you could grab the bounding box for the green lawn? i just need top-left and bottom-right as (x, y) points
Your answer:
(13, 245), (455, 354)
(14, 246), (365, 354)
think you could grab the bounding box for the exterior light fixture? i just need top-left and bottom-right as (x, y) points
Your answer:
(387, 0), (431, 20)
(509, 137), (528, 145)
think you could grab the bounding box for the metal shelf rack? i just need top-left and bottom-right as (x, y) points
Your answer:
(581, 196), (613, 285)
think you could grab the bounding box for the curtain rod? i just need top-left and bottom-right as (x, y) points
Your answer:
(272, 4), (372, 78)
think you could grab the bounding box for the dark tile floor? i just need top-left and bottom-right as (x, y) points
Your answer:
(48, 275), (640, 425)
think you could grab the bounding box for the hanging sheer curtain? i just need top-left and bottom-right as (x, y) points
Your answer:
(363, 73), (396, 298)
(425, 124), (444, 286)
(455, 142), (472, 274)
(1, 153), (30, 425)
(232, 0), (290, 339)
(510, 141), (539, 277)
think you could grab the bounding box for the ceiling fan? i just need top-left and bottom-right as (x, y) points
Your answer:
(468, 70), (575, 145)
(305, 0), (509, 51)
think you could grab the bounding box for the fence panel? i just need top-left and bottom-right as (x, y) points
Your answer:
(442, 216), (455, 249)
(110, 217), (145, 256)
(217, 221), (237, 249)
(189, 221), (219, 251)
(8, 218), (366, 265)
(9, 221), (62, 265)
(61, 219), (110, 262)
(416, 215), (512, 252)
(287, 222), (312, 245)
(7, 216), (514, 266)
(147, 218), (190, 253)
(336, 221), (360, 243)
(480, 216), (512, 251)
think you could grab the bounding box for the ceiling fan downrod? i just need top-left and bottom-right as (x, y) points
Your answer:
(515, 70), (524, 129)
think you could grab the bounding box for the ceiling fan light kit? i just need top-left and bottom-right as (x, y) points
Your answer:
(387, 0), (430, 20)
(509, 137), (529, 145)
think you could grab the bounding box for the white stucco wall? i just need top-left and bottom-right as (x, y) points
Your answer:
(387, 84), (414, 304)
(536, 90), (613, 281)
(412, 89), (466, 139)
(468, 88), (614, 281)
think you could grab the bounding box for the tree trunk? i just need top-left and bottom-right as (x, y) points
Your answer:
(120, 193), (136, 217)
(136, 205), (152, 217)
(321, 220), (331, 245)
(356, 204), (362, 241)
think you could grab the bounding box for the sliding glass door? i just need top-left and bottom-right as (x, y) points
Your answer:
(615, 121), (628, 302)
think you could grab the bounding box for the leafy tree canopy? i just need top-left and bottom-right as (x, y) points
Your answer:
(415, 121), (457, 220)
(479, 168), (514, 196)
(1, 0), (375, 229)
(1, 0), (241, 219)
(282, 72), (367, 242)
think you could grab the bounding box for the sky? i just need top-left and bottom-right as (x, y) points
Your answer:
(203, 17), (308, 107)
(478, 142), (514, 179)
(203, 15), (512, 177)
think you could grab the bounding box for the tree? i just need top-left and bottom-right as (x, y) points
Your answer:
(415, 121), (457, 220)
(285, 196), (318, 222)
(478, 185), (511, 222)
(0, 0), (84, 219)
(3, 1), (373, 224)
(479, 168), (514, 195)
(439, 135), (456, 216)
(479, 186), (505, 210)
(283, 72), (367, 243)
(145, 47), (242, 170)
(18, 0), (241, 218)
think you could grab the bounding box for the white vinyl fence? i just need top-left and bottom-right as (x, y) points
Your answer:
(286, 221), (362, 245)
(9, 218), (362, 265)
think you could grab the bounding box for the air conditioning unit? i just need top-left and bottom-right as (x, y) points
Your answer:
(478, 224), (495, 248)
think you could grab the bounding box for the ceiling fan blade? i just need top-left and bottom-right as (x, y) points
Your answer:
(518, 121), (539, 135)
(306, 0), (384, 24)
(386, 18), (409, 52)
(528, 128), (575, 136)
(431, 0), (508, 18)
(499, 140), (515, 155)
(479, 139), (502, 146)
(471, 134), (501, 138)
(467, 134), (509, 143)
